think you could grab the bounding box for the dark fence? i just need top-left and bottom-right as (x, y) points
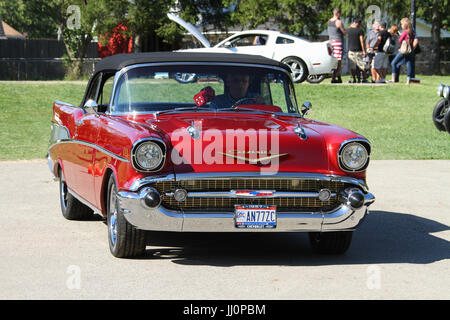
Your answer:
(0, 38), (99, 80)
(0, 58), (99, 80)
(0, 38), (98, 58)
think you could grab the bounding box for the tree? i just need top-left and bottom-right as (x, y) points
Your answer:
(225, 0), (332, 38)
(57, 1), (119, 78)
(0, 0), (59, 38)
(330, 0), (409, 31)
(416, 0), (450, 74)
(126, 0), (234, 52)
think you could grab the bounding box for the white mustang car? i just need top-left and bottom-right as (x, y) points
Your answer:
(168, 13), (337, 83)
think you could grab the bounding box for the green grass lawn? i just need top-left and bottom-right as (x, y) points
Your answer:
(299, 74), (450, 159)
(0, 74), (449, 160)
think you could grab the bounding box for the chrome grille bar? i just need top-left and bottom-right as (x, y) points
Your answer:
(165, 190), (337, 199)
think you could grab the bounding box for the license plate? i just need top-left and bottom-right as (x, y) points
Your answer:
(234, 205), (277, 229)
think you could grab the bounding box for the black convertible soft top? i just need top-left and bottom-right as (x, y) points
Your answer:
(94, 51), (291, 74)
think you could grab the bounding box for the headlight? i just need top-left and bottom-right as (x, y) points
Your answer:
(437, 84), (444, 97)
(132, 139), (165, 171)
(338, 141), (370, 172)
(443, 86), (450, 100)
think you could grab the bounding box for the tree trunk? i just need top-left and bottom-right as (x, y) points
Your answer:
(429, 0), (441, 75)
(133, 34), (142, 53)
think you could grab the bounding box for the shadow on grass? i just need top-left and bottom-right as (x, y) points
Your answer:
(134, 210), (449, 266)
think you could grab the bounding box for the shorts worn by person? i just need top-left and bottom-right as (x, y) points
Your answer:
(373, 51), (389, 70)
(373, 33), (390, 70)
(348, 51), (366, 70)
(347, 19), (367, 82)
(373, 23), (391, 83)
(366, 21), (380, 82)
(327, 8), (346, 83)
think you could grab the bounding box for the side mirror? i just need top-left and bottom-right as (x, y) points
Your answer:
(224, 41), (232, 48)
(84, 99), (98, 114)
(301, 101), (312, 117)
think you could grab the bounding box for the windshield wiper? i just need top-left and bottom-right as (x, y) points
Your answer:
(216, 107), (302, 118)
(216, 107), (275, 116)
(155, 106), (213, 116)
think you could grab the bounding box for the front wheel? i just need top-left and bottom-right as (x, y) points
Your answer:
(309, 231), (353, 254)
(444, 107), (450, 134)
(107, 175), (147, 258)
(281, 57), (308, 83)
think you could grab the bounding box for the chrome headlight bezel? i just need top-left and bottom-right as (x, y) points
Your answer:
(131, 138), (166, 172)
(443, 86), (450, 100)
(338, 139), (371, 172)
(437, 84), (445, 98)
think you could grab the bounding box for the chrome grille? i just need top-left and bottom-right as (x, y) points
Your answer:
(150, 179), (350, 213)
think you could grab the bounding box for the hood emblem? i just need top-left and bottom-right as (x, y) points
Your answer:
(232, 190), (275, 197)
(219, 151), (288, 164)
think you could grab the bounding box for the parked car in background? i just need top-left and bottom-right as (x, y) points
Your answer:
(48, 52), (375, 258)
(433, 84), (450, 134)
(168, 13), (337, 84)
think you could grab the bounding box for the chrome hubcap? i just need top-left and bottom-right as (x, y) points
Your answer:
(60, 173), (68, 211)
(109, 190), (118, 246)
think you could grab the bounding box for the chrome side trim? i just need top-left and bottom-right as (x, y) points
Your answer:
(48, 139), (130, 163)
(54, 101), (75, 107)
(129, 172), (369, 193)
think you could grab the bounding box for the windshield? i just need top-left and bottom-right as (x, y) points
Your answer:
(110, 64), (298, 115)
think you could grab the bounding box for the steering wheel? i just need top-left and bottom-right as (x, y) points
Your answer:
(231, 97), (257, 109)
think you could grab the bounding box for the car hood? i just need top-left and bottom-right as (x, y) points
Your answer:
(131, 112), (342, 175)
(168, 13), (211, 48)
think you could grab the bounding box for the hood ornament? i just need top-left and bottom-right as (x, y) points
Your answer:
(294, 123), (308, 141)
(187, 121), (201, 140)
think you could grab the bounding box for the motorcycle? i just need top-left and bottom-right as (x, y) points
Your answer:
(433, 84), (450, 134)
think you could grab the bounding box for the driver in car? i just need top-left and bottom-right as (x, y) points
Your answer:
(210, 73), (265, 109)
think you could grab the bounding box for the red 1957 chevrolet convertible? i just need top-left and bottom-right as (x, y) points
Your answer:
(48, 52), (375, 258)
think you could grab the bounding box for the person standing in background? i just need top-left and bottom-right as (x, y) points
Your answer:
(366, 21), (380, 83)
(372, 22), (391, 83)
(328, 8), (346, 83)
(390, 18), (418, 84)
(347, 18), (368, 83)
(387, 24), (400, 65)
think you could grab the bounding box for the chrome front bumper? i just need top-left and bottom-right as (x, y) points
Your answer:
(117, 188), (375, 233)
